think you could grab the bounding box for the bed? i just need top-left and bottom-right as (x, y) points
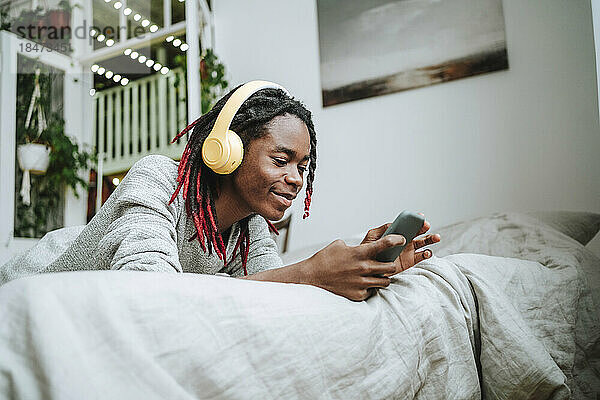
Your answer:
(0, 211), (598, 399)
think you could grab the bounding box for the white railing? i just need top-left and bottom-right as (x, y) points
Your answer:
(93, 68), (189, 175)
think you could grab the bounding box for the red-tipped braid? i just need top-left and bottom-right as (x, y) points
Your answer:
(171, 119), (199, 143)
(182, 171), (191, 201)
(206, 199), (226, 262)
(192, 212), (207, 252)
(264, 218), (279, 235)
(303, 189), (312, 219)
(242, 233), (250, 276)
(169, 147), (192, 206)
(230, 226), (246, 264)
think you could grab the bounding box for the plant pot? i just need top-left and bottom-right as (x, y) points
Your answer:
(45, 10), (71, 50)
(200, 59), (208, 81)
(17, 143), (51, 175)
(46, 10), (70, 30)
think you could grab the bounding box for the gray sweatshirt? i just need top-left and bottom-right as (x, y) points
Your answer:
(1, 155), (283, 285)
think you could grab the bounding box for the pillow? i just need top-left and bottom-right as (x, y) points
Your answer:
(524, 211), (600, 246)
(282, 211), (600, 265)
(431, 211), (600, 264)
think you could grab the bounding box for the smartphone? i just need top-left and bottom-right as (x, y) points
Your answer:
(375, 211), (425, 262)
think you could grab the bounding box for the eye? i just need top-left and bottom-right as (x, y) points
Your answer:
(272, 157), (287, 167)
(298, 165), (307, 174)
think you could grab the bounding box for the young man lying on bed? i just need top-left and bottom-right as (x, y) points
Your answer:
(0, 81), (440, 301)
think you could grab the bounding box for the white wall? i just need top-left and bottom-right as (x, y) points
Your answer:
(593, 0), (600, 114)
(213, 0), (600, 255)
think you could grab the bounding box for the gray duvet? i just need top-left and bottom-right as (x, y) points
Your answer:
(0, 212), (598, 399)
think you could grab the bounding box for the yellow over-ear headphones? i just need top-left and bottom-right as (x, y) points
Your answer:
(202, 80), (289, 174)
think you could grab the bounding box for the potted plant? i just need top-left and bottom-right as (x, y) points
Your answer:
(14, 62), (95, 237)
(173, 48), (229, 113)
(1, 2), (79, 52)
(17, 68), (51, 205)
(17, 142), (51, 174)
(47, 0), (72, 29)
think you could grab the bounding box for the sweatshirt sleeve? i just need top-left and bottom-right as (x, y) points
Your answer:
(97, 155), (183, 273)
(227, 215), (283, 277)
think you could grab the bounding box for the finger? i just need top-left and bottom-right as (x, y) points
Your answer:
(361, 276), (392, 289)
(361, 223), (391, 244)
(360, 234), (406, 258)
(412, 233), (441, 250)
(417, 219), (431, 236)
(365, 262), (397, 276)
(414, 249), (433, 264)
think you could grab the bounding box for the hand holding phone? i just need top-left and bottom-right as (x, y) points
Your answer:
(375, 211), (425, 263)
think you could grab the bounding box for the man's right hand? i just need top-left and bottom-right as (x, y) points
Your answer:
(243, 234), (407, 301)
(300, 234), (406, 301)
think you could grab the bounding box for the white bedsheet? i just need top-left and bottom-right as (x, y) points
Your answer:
(0, 253), (575, 400)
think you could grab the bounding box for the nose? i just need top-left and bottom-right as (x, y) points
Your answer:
(284, 165), (303, 189)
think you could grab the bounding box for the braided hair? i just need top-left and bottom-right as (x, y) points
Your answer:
(169, 85), (317, 275)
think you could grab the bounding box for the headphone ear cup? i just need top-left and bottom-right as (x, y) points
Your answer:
(202, 131), (243, 174)
(221, 130), (244, 174)
(202, 136), (228, 171)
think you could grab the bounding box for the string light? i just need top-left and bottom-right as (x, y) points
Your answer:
(89, 88), (96, 96)
(122, 47), (165, 73)
(89, 0), (189, 88)
(89, 29), (121, 49)
(91, 62), (131, 86)
(92, 6), (187, 70)
(167, 37), (188, 51)
(103, 0), (191, 55)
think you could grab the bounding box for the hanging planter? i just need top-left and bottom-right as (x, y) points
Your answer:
(18, 68), (50, 206)
(13, 58), (96, 238)
(17, 143), (51, 207)
(17, 143), (51, 174)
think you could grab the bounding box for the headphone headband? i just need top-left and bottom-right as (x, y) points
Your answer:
(202, 80), (289, 174)
(210, 80), (289, 142)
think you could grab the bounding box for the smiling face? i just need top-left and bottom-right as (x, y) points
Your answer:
(229, 113), (311, 221)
